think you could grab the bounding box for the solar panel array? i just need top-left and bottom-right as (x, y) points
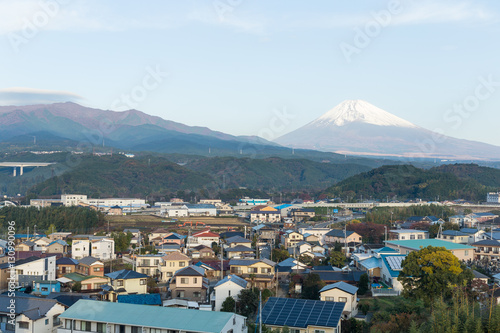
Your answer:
(261, 297), (344, 329)
(386, 256), (404, 271)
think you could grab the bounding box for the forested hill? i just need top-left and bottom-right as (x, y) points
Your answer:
(321, 164), (499, 202)
(27, 154), (372, 198)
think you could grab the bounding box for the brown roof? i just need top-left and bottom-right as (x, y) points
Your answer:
(162, 251), (190, 261)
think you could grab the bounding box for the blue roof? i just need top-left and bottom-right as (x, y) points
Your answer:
(277, 258), (297, 267)
(59, 299), (239, 332)
(460, 228), (479, 234)
(261, 297), (344, 329)
(325, 229), (354, 238)
(373, 247), (399, 254)
(49, 240), (68, 246)
(117, 294), (162, 305)
(106, 269), (148, 280)
(359, 257), (380, 270)
(442, 230), (468, 236)
(319, 281), (358, 295)
(380, 254), (407, 278)
(274, 204), (293, 210)
(185, 204), (216, 209)
(214, 274), (248, 289)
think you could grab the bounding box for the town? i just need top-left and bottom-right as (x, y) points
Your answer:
(1, 191), (500, 333)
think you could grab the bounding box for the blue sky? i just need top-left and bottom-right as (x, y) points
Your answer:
(1, 0), (499, 145)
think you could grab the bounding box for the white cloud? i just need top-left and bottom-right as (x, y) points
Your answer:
(0, 87), (83, 105)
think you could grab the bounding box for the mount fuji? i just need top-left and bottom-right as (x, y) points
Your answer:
(275, 100), (500, 161)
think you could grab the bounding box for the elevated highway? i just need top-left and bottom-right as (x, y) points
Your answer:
(0, 162), (55, 176)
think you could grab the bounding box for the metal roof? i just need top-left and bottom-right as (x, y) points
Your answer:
(386, 239), (475, 250)
(106, 269), (148, 280)
(319, 281), (358, 295)
(261, 297), (344, 329)
(59, 299), (239, 332)
(225, 245), (254, 252)
(225, 236), (251, 244)
(214, 274), (248, 289)
(117, 294), (162, 305)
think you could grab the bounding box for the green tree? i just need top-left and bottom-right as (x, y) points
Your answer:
(237, 287), (259, 319)
(398, 246), (473, 303)
(301, 273), (324, 300)
(221, 296), (236, 312)
(329, 251), (346, 268)
(358, 273), (369, 295)
(272, 246), (290, 263)
(71, 281), (81, 292)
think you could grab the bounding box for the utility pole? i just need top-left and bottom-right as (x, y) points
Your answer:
(220, 238), (223, 280)
(27, 226), (29, 240)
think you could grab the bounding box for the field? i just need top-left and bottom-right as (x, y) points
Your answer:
(105, 214), (247, 231)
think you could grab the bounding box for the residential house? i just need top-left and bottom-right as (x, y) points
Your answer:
(225, 236), (254, 259)
(62, 272), (109, 292)
(193, 260), (229, 280)
(71, 236), (115, 260)
(150, 228), (170, 241)
(229, 258), (276, 289)
(212, 274), (248, 311)
(250, 206), (281, 223)
(469, 212), (498, 224)
(298, 227), (331, 244)
(46, 240), (68, 254)
(257, 226), (278, 242)
(6, 255), (57, 288)
(449, 215), (477, 227)
(389, 229), (428, 240)
(123, 229), (140, 238)
(291, 208), (316, 222)
(160, 232), (185, 246)
(281, 231), (304, 249)
(438, 230), (469, 244)
(56, 257), (78, 278)
(48, 232), (72, 241)
(472, 240), (500, 261)
(58, 299), (248, 333)
(164, 206), (189, 217)
(108, 205), (123, 215)
(225, 245), (255, 259)
(102, 269), (148, 302)
(275, 258), (308, 280)
(320, 281), (359, 318)
(261, 297), (344, 333)
(0, 295), (66, 333)
(33, 237), (51, 251)
(460, 228), (486, 245)
(33, 280), (61, 296)
(75, 257), (105, 277)
(15, 241), (35, 252)
(386, 239), (474, 261)
(324, 230), (362, 244)
(188, 229), (220, 248)
(310, 270), (365, 285)
(379, 254), (406, 293)
(135, 254), (162, 277)
(159, 252), (191, 282)
(189, 245), (215, 259)
(169, 265), (208, 302)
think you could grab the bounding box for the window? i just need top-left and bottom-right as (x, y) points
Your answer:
(81, 321), (92, 332)
(290, 329), (300, 333)
(339, 297), (347, 303)
(314, 330), (325, 333)
(167, 272), (173, 277)
(94, 267), (101, 271)
(248, 267), (258, 273)
(181, 278), (188, 284)
(131, 327), (140, 333)
(179, 261), (186, 267)
(151, 329), (162, 333)
(117, 280), (124, 286)
(193, 278), (198, 284)
(410, 235), (415, 240)
(45, 319), (49, 325)
(53, 315), (60, 326)
(418, 235), (423, 239)
(97, 323), (106, 333)
(228, 290), (231, 296)
(465, 250), (469, 256)
(178, 291), (185, 297)
(261, 267), (271, 274)
(65, 320), (72, 329)
(19, 322), (29, 329)
(140, 279), (146, 285)
(193, 291), (201, 298)
(325, 297), (334, 301)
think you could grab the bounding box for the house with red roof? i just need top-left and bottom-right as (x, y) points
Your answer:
(188, 230), (220, 248)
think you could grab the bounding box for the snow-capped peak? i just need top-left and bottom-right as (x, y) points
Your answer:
(313, 100), (418, 128)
